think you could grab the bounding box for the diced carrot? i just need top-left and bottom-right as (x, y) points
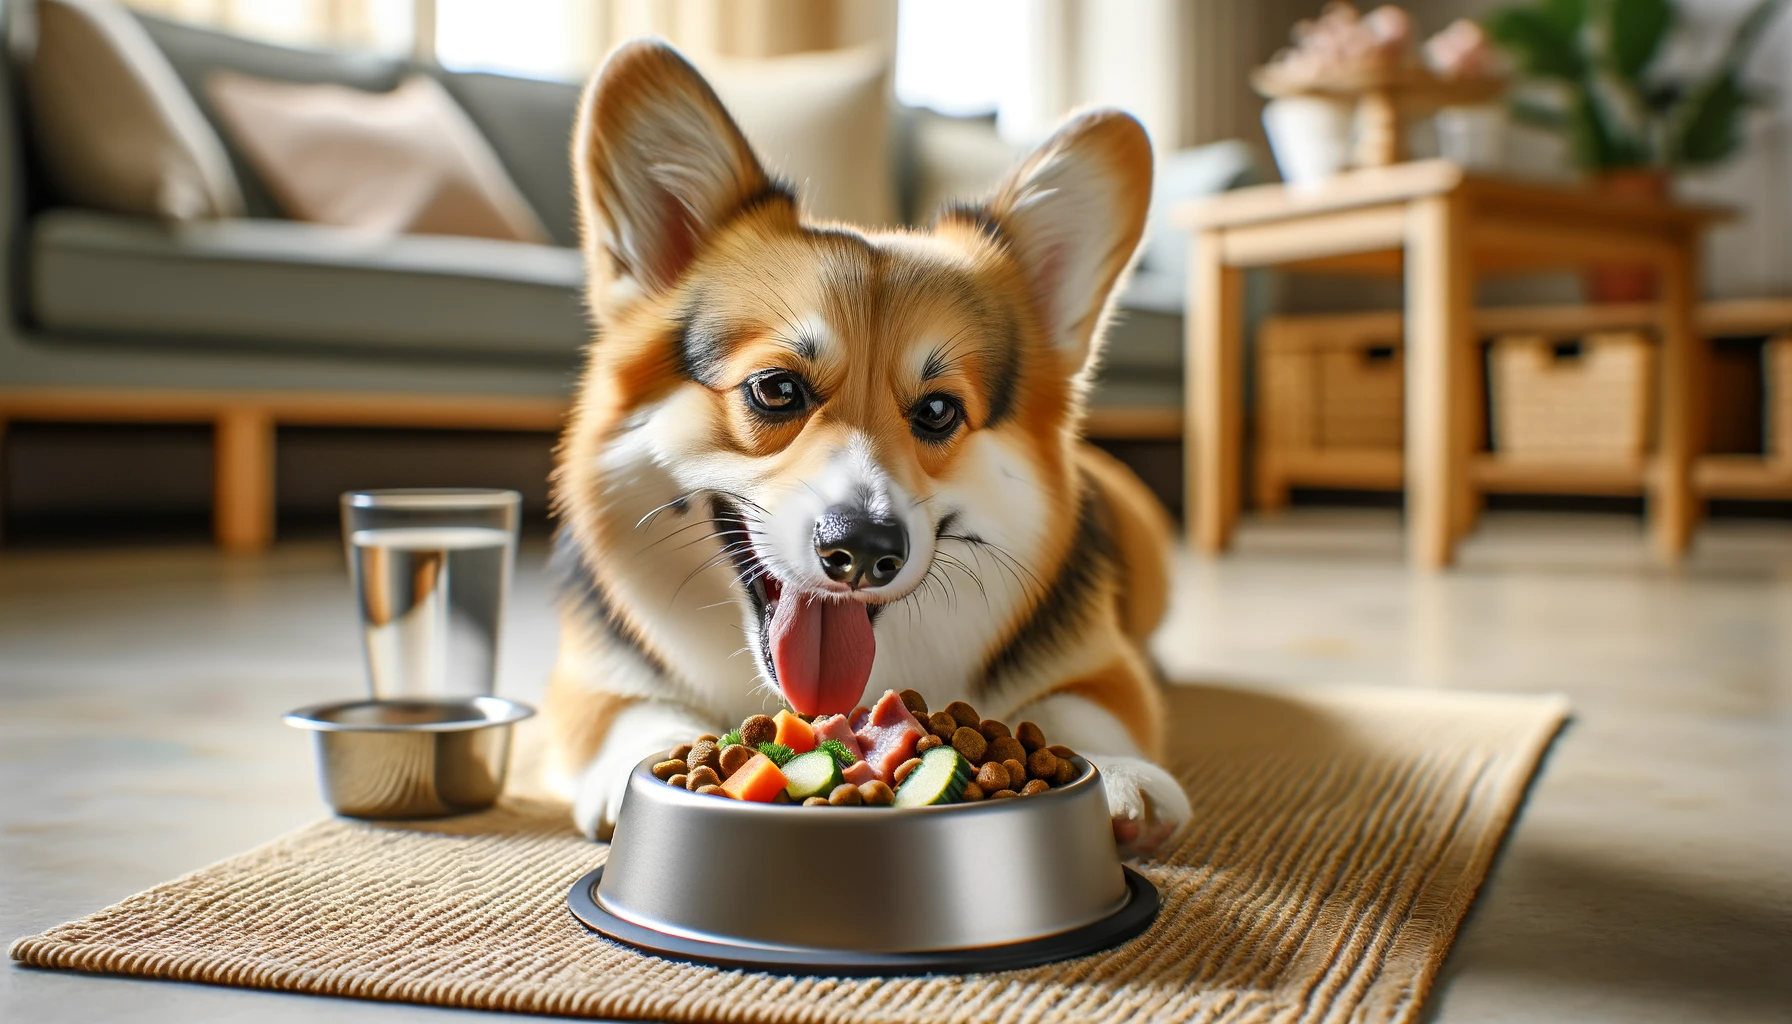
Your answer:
(773, 709), (816, 754)
(720, 753), (788, 803)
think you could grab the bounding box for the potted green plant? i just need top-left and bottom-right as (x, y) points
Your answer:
(1485, 0), (1786, 300)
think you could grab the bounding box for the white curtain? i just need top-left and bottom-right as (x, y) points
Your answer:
(894, 0), (1311, 153)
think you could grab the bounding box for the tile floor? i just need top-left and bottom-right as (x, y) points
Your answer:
(2, 510), (1788, 1023)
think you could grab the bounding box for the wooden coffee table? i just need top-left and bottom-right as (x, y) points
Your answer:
(1178, 160), (1728, 568)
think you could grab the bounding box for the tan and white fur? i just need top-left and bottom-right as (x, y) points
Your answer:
(544, 40), (1190, 855)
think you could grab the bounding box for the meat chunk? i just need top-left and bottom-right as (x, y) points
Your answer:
(852, 689), (925, 785)
(841, 760), (878, 786)
(810, 714), (864, 763)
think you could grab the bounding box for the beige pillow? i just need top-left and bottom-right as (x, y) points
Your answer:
(702, 46), (895, 228)
(206, 72), (550, 243)
(27, 0), (244, 220)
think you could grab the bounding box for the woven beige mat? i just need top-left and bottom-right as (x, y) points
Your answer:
(10, 683), (1567, 1024)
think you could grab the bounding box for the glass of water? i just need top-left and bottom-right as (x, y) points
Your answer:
(340, 489), (521, 700)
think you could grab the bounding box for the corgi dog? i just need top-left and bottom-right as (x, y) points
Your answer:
(545, 40), (1191, 855)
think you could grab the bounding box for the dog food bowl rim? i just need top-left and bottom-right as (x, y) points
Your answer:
(283, 695), (535, 733)
(628, 749), (1097, 812)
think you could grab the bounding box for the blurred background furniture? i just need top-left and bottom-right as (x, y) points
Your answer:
(1182, 159), (1726, 568)
(0, 0), (1265, 551)
(1251, 299), (1792, 528)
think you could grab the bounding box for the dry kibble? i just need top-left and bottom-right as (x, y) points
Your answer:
(652, 758), (687, 781)
(828, 783), (863, 806)
(978, 719), (1011, 742)
(1021, 779), (1050, 796)
(696, 784), (728, 797)
(950, 726), (989, 764)
(686, 765), (721, 790)
(740, 714), (777, 748)
(975, 761), (1010, 793)
(990, 789), (1019, 799)
(1054, 757), (1077, 786)
(669, 743), (693, 763)
(803, 796), (829, 807)
(945, 701), (980, 729)
(772, 789), (792, 804)
(894, 757), (923, 785)
(1048, 744), (1076, 760)
(860, 780), (895, 806)
(1016, 721), (1047, 752)
(1027, 747), (1059, 781)
(927, 711), (958, 740)
(961, 782), (985, 801)
(686, 739), (720, 774)
(987, 736), (1026, 766)
(719, 744), (753, 778)
(697, 734), (719, 743)
(916, 733), (943, 753)
(667, 773), (688, 789)
(1002, 758), (1029, 790)
(899, 689), (929, 717)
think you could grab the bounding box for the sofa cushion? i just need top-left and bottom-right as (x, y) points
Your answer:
(29, 209), (587, 360)
(703, 46), (896, 228)
(25, 0), (244, 220)
(207, 72), (550, 243)
(131, 12), (406, 220)
(433, 71), (582, 248)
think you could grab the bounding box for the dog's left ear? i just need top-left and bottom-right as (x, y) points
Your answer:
(984, 110), (1152, 370)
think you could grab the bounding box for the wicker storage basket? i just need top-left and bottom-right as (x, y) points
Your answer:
(1259, 318), (1404, 453)
(1489, 331), (1653, 460)
(1769, 336), (1792, 460)
(1256, 313), (1405, 507)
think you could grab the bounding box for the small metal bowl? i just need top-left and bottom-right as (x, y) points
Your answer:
(284, 696), (534, 819)
(570, 752), (1157, 972)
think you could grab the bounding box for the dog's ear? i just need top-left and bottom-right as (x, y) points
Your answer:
(983, 110), (1152, 370)
(574, 40), (774, 305)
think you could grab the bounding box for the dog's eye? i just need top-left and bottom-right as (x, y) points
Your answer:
(744, 371), (810, 416)
(910, 394), (964, 440)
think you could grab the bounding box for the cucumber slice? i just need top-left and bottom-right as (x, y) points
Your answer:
(893, 746), (973, 808)
(782, 750), (844, 802)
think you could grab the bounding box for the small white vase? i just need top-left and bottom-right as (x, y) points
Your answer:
(1262, 96), (1354, 188)
(1435, 103), (1508, 172)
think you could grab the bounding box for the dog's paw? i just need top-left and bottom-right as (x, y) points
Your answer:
(1088, 755), (1191, 859)
(571, 755), (637, 842)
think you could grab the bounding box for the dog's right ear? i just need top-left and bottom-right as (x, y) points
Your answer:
(573, 40), (774, 307)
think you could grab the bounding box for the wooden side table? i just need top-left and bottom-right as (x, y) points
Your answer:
(1177, 160), (1727, 568)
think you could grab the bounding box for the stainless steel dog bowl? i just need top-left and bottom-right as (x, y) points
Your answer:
(566, 752), (1159, 974)
(284, 696), (534, 818)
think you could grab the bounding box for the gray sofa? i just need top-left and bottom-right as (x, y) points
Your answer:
(0, 2), (1260, 547)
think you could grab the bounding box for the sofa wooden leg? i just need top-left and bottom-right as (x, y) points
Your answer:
(214, 408), (274, 553)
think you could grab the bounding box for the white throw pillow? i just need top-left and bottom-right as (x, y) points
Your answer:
(26, 0), (244, 220)
(702, 46), (895, 229)
(206, 71), (550, 243)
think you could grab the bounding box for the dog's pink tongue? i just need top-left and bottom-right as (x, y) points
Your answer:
(769, 592), (874, 716)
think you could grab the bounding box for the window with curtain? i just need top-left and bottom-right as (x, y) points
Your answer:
(123, 0), (415, 53)
(893, 0), (1042, 141)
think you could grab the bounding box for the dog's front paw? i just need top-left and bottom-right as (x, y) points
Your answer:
(1089, 755), (1191, 859)
(571, 754), (637, 841)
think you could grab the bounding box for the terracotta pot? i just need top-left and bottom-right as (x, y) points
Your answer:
(1584, 169), (1670, 303)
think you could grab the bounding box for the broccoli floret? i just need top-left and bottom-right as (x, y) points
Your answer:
(755, 742), (796, 768)
(818, 739), (857, 770)
(718, 730), (743, 748)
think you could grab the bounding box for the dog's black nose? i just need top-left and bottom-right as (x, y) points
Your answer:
(814, 506), (907, 588)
